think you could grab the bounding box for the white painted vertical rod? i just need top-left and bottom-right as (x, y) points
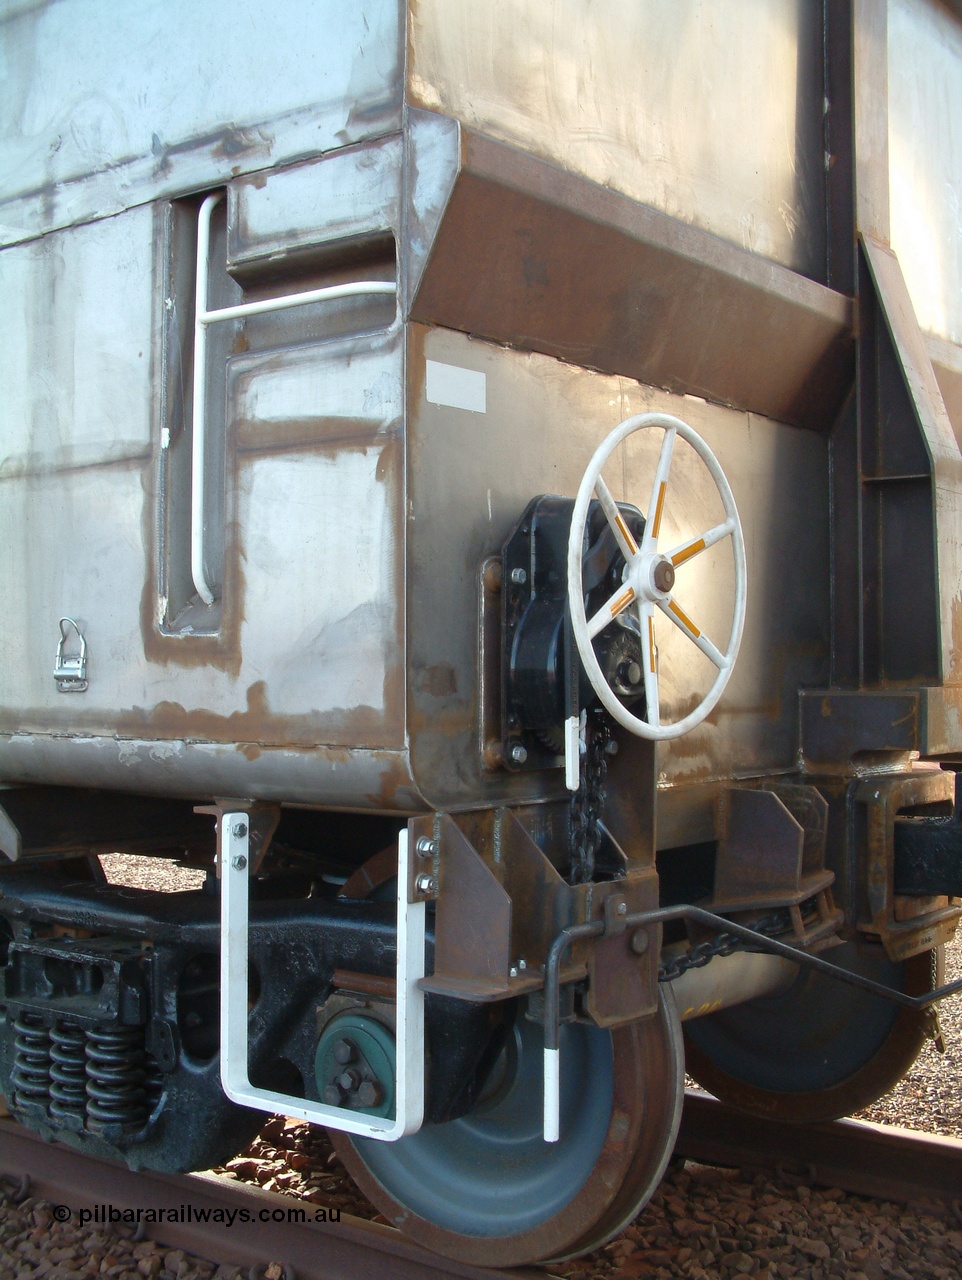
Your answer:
(190, 192), (223, 607)
(543, 1046), (561, 1142)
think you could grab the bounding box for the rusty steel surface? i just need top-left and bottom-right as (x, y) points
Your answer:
(676, 1090), (962, 1207)
(930, 334), (962, 447)
(0, 1118), (551, 1280)
(331, 999), (685, 1267)
(855, 770), (960, 960)
(409, 129), (853, 432)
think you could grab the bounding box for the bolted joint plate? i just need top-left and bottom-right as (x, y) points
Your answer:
(584, 868), (661, 1028)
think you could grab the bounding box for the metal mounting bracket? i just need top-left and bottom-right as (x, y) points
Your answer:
(218, 813), (425, 1140)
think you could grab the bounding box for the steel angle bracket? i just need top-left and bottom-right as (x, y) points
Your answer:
(218, 813), (425, 1140)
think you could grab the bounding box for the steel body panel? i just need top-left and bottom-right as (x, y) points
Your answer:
(0, 207), (155, 473)
(1, 1), (960, 826)
(228, 136), (402, 276)
(0, 0), (403, 248)
(866, 237), (962, 686)
(888, 0), (962, 349)
(930, 335), (962, 447)
(0, 734), (420, 811)
(0, 301), (407, 749)
(405, 326), (830, 812)
(407, 0), (826, 279)
(408, 129), (853, 433)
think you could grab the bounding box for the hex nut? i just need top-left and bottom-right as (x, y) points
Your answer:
(333, 1039), (356, 1066)
(357, 1080), (383, 1108)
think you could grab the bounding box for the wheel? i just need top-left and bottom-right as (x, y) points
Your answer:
(683, 943), (942, 1124)
(330, 991), (685, 1267)
(567, 412), (747, 740)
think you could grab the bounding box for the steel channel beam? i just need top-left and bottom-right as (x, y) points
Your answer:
(0, 1119), (552, 1280)
(676, 1091), (962, 1206)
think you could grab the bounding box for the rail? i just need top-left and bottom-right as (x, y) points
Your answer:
(676, 1091), (962, 1206)
(0, 1118), (549, 1280)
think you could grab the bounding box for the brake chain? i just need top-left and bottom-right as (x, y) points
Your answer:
(658, 910), (793, 982)
(568, 709), (611, 884)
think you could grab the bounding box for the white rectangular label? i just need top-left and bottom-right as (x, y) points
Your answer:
(425, 360), (486, 414)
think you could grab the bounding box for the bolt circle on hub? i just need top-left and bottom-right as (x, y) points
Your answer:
(315, 1014), (396, 1119)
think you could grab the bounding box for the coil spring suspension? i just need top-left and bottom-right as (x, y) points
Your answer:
(143, 1050), (164, 1111)
(85, 1025), (149, 1134)
(10, 1012), (51, 1109)
(49, 1020), (88, 1122)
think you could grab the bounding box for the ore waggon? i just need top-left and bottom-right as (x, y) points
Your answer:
(2, 0), (962, 1265)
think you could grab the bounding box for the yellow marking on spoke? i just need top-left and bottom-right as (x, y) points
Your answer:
(615, 512), (639, 556)
(668, 599), (700, 637)
(610, 586), (635, 617)
(652, 481), (667, 539)
(647, 615), (656, 673)
(671, 538), (706, 568)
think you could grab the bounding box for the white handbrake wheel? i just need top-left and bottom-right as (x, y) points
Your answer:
(567, 413), (747, 741)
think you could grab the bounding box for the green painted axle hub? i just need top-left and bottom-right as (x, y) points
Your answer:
(314, 1013), (396, 1120)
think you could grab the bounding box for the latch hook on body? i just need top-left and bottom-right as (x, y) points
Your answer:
(54, 617), (88, 692)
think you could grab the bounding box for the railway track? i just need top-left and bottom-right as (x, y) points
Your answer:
(0, 1118), (549, 1280)
(1, 1095), (960, 1278)
(676, 1091), (962, 1208)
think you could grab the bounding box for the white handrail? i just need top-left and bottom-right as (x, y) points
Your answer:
(189, 192), (398, 606)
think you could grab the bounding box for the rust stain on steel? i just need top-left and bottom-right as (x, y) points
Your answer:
(234, 415), (395, 455)
(410, 130), (854, 432)
(365, 753), (424, 811)
(800, 691), (921, 769)
(139, 532), (246, 678)
(139, 390), (247, 676)
(857, 769), (960, 959)
(922, 683), (962, 755)
(948, 594), (962, 688)
(113, 681), (398, 751)
(419, 664), (458, 697)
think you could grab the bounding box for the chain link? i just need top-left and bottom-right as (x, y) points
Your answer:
(658, 910), (792, 982)
(567, 714), (815, 971)
(568, 709), (611, 884)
